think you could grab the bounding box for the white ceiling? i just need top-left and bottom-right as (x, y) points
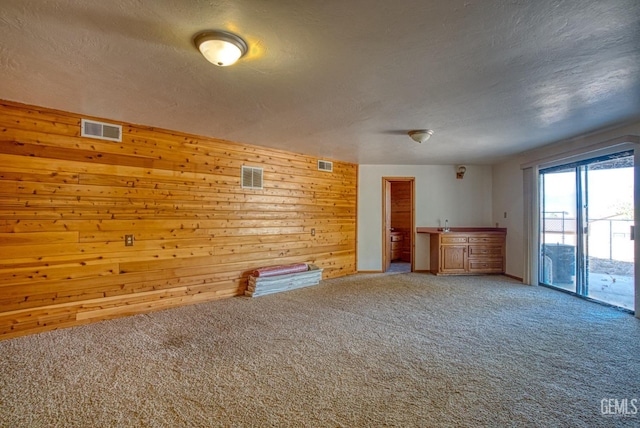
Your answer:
(1, 0), (639, 165)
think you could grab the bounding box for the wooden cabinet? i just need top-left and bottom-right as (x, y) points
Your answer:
(428, 230), (506, 275)
(390, 231), (404, 261)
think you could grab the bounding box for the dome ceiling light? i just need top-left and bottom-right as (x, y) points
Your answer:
(408, 129), (434, 143)
(194, 30), (248, 67)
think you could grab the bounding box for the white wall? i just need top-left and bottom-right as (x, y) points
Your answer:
(358, 165), (493, 271)
(492, 160), (525, 278)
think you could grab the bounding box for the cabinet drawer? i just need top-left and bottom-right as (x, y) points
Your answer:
(391, 241), (402, 250)
(468, 246), (503, 257)
(469, 260), (503, 270)
(469, 236), (503, 243)
(390, 233), (403, 242)
(441, 236), (468, 244)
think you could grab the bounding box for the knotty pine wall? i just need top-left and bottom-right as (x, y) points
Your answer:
(0, 100), (357, 340)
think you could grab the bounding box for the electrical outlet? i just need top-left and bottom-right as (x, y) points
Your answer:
(311, 228), (316, 236)
(125, 234), (134, 246)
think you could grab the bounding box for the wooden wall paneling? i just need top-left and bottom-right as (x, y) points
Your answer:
(0, 99), (357, 340)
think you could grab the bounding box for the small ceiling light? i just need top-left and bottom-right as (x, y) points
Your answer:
(408, 129), (434, 143)
(194, 30), (248, 66)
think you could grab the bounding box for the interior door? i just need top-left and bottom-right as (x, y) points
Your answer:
(383, 177), (415, 273)
(384, 180), (392, 272)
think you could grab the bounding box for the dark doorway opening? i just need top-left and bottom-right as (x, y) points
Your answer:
(382, 177), (415, 273)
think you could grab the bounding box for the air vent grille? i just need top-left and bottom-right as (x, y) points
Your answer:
(241, 166), (263, 189)
(318, 160), (333, 172)
(81, 119), (122, 142)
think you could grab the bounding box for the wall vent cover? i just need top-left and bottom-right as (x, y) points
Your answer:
(81, 119), (122, 142)
(318, 160), (333, 172)
(241, 166), (263, 189)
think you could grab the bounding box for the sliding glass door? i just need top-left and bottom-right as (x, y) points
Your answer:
(539, 152), (635, 310)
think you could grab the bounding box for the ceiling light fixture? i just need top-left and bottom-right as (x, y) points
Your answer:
(194, 30), (248, 67)
(408, 129), (434, 143)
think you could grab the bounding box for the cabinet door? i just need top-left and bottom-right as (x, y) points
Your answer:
(441, 245), (467, 272)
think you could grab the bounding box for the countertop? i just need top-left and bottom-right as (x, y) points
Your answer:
(416, 227), (507, 234)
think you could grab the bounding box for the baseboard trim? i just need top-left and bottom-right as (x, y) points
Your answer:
(504, 273), (524, 282)
(357, 270), (383, 274)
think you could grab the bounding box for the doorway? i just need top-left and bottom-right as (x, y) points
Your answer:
(539, 151), (635, 310)
(382, 177), (415, 273)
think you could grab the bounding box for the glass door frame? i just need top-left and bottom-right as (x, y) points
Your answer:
(523, 136), (640, 317)
(538, 149), (636, 311)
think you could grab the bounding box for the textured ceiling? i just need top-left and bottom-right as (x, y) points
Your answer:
(0, 0), (639, 165)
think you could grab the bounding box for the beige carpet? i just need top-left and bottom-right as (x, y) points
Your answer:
(1, 273), (639, 427)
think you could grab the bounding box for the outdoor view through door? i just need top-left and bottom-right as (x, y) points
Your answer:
(539, 151), (635, 310)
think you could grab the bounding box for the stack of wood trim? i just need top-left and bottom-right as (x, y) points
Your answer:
(246, 264), (323, 297)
